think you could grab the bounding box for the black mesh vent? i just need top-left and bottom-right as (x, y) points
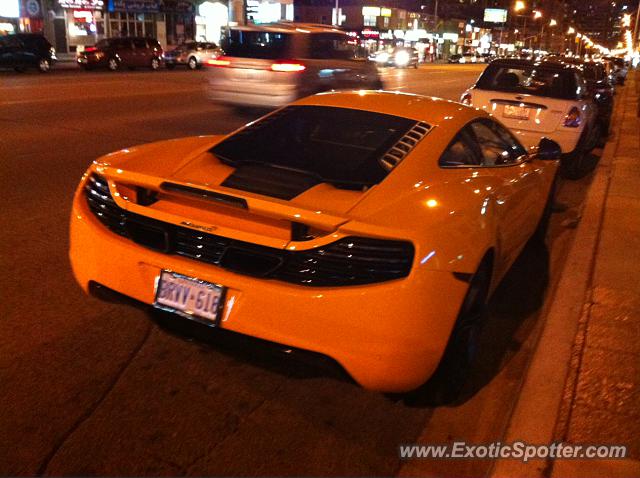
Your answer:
(85, 174), (414, 286)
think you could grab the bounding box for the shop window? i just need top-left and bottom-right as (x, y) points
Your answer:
(363, 15), (377, 26)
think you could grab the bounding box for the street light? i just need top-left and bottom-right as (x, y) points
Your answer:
(567, 26), (575, 35)
(533, 10), (542, 19)
(549, 18), (557, 27)
(513, 1), (527, 49)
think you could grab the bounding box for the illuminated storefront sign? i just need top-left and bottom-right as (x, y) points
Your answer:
(108, 0), (160, 12)
(361, 6), (380, 16)
(380, 8), (391, 17)
(0, 0), (20, 17)
(59, 0), (104, 8)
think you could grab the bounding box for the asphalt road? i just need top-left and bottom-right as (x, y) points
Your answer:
(0, 64), (597, 476)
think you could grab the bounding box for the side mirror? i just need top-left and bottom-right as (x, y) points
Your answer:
(531, 138), (562, 160)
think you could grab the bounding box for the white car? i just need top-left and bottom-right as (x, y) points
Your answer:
(461, 59), (600, 178)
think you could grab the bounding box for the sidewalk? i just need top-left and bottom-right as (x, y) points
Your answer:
(492, 69), (640, 478)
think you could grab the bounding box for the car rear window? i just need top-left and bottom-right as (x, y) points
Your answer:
(220, 29), (292, 59)
(583, 64), (604, 81)
(211, 106), (418, 188)
(477, 64), (579, 100)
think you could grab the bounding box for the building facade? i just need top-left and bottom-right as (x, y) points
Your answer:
(1, 0), (46, 35)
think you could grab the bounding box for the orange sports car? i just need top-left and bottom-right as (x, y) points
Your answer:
(69, 91), (560, 398)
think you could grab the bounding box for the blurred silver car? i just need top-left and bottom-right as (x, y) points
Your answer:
(206, 23), (383, 107)
(164, 41), (221, 70)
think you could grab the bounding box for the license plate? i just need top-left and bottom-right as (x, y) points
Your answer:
(154, 271), (225, 325)
(503, 104), (530, 120)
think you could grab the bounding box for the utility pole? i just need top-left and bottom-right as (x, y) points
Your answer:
(634, 0), (640, 51)
(434, 0), (439, 31)
(334, 0), (339, 25)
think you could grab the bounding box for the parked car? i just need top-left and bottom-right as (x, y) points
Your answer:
(560, 58), (614, 136)
(70, 90), (560, 401)
(461, 58), (600, 179)
(0, 33), (56, 72)
(459, 53), (480, 64)
(371, 47), (419, 68)
(206, 23), (383, 107)
(77, 37), (163, 71)
(604, 56), (628, 85)
(448, 54), (462, 63)
(164, 41), (222, 70)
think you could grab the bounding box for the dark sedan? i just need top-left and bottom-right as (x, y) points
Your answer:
(0, 33), (56, 72)
(77, 37), (163, 71)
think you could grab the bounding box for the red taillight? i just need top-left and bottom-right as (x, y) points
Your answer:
(563, 106), (581, 127)
(84, 46), (97, 52)
(270, 61), (306, 72)
(460, 91), (472, 106)
(207, 56), (231, 67)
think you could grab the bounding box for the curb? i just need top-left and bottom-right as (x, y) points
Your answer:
(488, 74), (631, 478)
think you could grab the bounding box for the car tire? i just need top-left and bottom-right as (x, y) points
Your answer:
(37, 58), (51, 73)
(107, 57), (120, 71)
(150, 57), (160, 70)
(188, 56), (198, 70)
(597, 119), (611, 147)
(166, 63), (176, 70)
(559, 149), (587, 180)
(424, 259), (491, 405)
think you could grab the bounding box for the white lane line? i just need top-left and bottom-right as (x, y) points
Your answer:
(0, 87), (205, 106)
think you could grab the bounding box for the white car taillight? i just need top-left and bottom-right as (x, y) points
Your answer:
(270, 61), (306, 72)
(564, 107), (582, 127)
(460, 91), (472, 106)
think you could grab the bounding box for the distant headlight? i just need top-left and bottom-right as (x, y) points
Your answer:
(375, 52), (390, 63)
(394, 50), (410, 66)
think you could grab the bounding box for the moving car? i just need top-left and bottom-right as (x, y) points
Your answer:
(70, 90), (560, 399)
(372, 47), (419, 68)
(164, 41), (222, 70)
(0, 33), (56, 72)
(461, 58), (600, 179)
(206, 23), (382, 107)
(77, 37), (163, 71)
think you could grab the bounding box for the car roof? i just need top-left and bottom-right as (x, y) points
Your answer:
(227, 22), (348, 35)
(489, 58), (580, 71)
(293, 90), (484, 128)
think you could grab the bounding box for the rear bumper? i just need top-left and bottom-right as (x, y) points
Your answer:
(207, 85), (299, 107)
(69, 179), (468, 392)
(512, 127), (583, 155)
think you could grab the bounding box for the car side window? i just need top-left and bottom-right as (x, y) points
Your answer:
(133, 38), (147, 49)
(115, 39), (131, 50)
(487, 120), (528, 160)
(309, 33), (356, 60)
(439, 129), (482, 167)
(468, 120), (523, 166)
